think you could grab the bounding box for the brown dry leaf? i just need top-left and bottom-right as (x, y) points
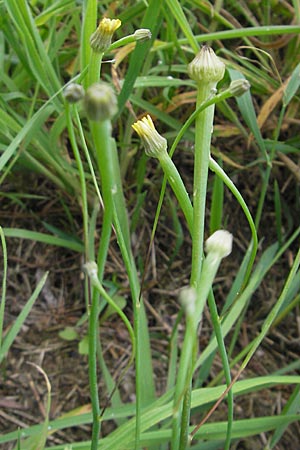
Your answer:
(113, 43), (136, 68)
(257, 77), (290, 129)
(277, 152), (300, 183)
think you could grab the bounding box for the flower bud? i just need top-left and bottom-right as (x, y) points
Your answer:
(83, 83), (118, 121)
(188, 46), (225, 85)
(83, 261), (98, 283)
(133, 28), (152, 42)
(90, 17), (121, 53)
(132, 115), (167, 158)
(229, 79), (251, 97)
(205, 230), (233, 260)
(63, 83), (85, 103)
(179, 286), (197, 317)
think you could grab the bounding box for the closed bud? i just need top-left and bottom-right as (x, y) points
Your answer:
(188, 46), (225, 85)
(90, 17), (121, 53)
(83, 261), (98, 283)
(179, 286), (197, 317)
(205, 230), (233, 260)
(133, 29), (152, 42)
(63, 83), (85, 103)
(229, 79), (251, 97)
(83, 83), (118, 121)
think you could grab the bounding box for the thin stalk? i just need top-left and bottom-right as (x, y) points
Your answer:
(171, 314), (197, 450)
(74, 108), (103, 208)
(158, 152), (193, 232)
(209, 157), (257, 286)
(110, 203), (149, 450)
(0, 227), (7, 349)
(65, 103), (89, 258)
(65, 105), (101, 450)
(207, 290), (233, 450)
(179, 383), (192, 450)
(65, 105), (95, 386)
(88, 284), (101, 450)
(81, 0), (97, 89)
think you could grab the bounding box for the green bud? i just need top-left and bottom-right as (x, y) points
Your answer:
(63, 83), (85, 103)
(229, 79), (251, 97)
(188, 45), (225, 85)
(83, 83), (118, 121)
(90, 17), (121, 53)
(133, 29), (152, 42)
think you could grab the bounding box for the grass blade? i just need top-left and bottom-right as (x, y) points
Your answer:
(0, 272), (48, 363)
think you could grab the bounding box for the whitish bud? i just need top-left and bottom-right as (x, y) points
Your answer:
(179, 286), (197, 317)
(134, 29), (152, 42)
(83, 83), (117, 121)
(83, 261), (98, 282)
(229, 79), (251, 97)
(90, 18), (121, 53)
(132, 115), (167, 158)
(188, 46), (225, 85)
(63, 83), (85, 103)
(205, 230), (233, 260)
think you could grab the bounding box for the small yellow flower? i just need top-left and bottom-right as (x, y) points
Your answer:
(132, 115), (167, 158)
(90, 17), (121, 53)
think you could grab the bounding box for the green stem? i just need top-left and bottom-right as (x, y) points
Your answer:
(191, 81), (216, 286)
(88, 50), (104, 88)
(172, 82), (218, 449)
(90, 119), (154, 449)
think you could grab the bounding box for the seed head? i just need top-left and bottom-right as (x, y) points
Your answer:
(188, 46), (225, 85)
(132, 115), (167, 158)
(90, 17), (121, 53)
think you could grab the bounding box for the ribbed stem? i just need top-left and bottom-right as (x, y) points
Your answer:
(191, 82), (216, 287)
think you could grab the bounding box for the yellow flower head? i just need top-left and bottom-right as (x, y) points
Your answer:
(90, 18), (121, 53)
(132, 115), (167, 158)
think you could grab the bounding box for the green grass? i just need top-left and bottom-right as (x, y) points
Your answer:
(1, 1), (300, 449)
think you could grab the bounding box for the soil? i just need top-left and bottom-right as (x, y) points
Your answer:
(1, 129), (300, 450)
